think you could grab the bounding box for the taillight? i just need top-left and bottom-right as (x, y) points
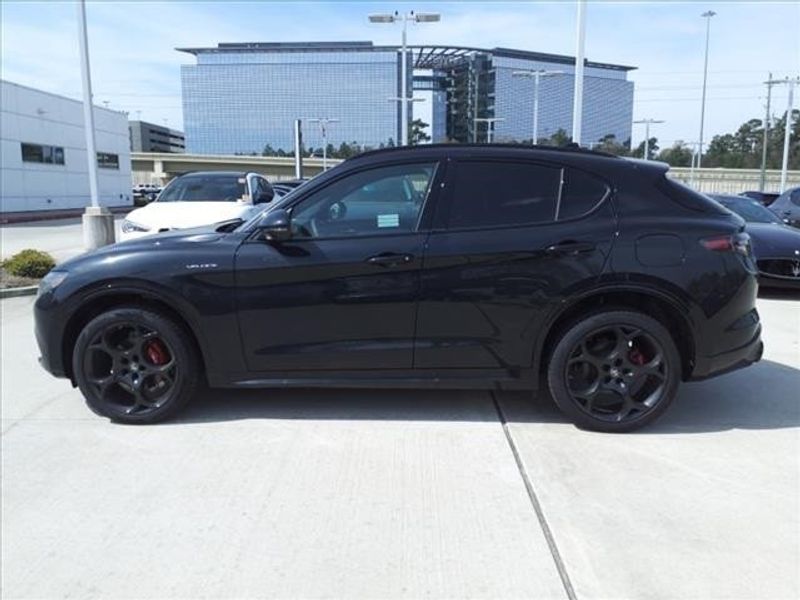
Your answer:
(700, 233), (751, 256)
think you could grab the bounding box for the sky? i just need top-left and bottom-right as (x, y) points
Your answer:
(1, 0), (799, 149)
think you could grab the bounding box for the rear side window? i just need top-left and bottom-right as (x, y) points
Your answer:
(558, 169), (609, 220)
(659, 176), (729, 214)
(447, 161), (561, 229)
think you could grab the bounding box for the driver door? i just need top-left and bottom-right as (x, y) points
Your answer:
(234, 160), (442, 372)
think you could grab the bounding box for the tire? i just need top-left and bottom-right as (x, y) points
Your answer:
(547, 310), (681, 433)
(72, 307), (200, 424)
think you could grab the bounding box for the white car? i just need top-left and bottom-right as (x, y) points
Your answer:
(120, 171), (274, 241)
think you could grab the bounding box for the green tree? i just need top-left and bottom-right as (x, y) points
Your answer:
(657, 142), (693, 167)
(594, 134), (630, 156)
(542, 128), (571, 147)
(632, 137), (659, 160)
(410, 119), (431, 145)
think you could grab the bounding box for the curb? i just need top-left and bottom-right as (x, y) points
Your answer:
(0, 286), (38, 299)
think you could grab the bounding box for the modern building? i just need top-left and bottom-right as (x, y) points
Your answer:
(179, 42), (635, 154)
(0, 80), (132, 213)
(129, 120), (185, 153)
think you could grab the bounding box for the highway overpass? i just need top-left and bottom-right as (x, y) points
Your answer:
(131, 152), (343, 184)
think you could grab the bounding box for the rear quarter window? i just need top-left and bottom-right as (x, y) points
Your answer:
(659, 176), (730, 215)
(557, 169), (610, 220)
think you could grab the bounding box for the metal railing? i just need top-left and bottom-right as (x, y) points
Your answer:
(668, 167), (800, 195)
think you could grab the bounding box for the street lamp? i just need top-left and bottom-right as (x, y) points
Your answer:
(632, 118), (665, 160)
(512, 69), (563, 144)
(697, 9), (716, 170)
(369, 10), (441, 146)
(474, 117), (505, 143)
(572, 0), (587, 146)
(306, 118), (340, 170)
(76, 0), (114, 250)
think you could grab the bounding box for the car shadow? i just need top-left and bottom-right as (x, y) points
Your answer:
(171, 359), (799, 434)
(758, 288), (800, 300)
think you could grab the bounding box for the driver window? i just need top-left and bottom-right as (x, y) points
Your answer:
(290, 162), (437, 239)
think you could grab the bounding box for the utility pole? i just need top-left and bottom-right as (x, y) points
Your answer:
(759, 73), (775, 192)
(697, 10), (716, 170)
(571, 0), (587, 146)
(633, 118), (665, 160)
(77, 0), (114, 250)
(293, 119), (304, 179)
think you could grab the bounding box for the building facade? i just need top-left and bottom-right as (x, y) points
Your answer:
(179, 42), (635, 154)
(0, 80), (132, 213)
(129, 120), (185, 153)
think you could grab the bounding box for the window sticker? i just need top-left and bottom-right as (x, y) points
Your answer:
(377, 213), (400, 228)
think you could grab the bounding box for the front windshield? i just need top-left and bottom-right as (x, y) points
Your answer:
(159, 174), (246, 203)
(719, 198), (783, 224)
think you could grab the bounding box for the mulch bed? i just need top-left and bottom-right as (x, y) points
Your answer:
(0, 267), (39, 289)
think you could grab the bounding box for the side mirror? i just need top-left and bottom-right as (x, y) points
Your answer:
(253, 184), (274, 205)
(257, 208), (291, 242)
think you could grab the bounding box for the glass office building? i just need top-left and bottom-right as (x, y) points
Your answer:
(179, 42), (635, 154)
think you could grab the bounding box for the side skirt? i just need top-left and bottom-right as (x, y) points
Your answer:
(207, 368), (538, 391)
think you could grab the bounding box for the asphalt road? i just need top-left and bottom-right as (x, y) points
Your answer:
(1, 292), (798, 599)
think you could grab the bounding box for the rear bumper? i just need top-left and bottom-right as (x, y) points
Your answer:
(690, 324), (763, 381)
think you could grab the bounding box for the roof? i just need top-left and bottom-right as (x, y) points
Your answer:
(176, 42), (636, 72)
(349, 143), (624, 163)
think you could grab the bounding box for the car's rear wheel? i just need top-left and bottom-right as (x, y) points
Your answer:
(547, 310), (680, 432)
(73, 307), (199, 424)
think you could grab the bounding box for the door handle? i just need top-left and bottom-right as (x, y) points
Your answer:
(544, 241), (596, 256)
(366, 252), (414, 267)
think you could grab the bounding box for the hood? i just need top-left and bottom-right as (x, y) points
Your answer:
(57, 224), (230, 271)
(125, 201), (259, 231)
(745, 222), (800, 259)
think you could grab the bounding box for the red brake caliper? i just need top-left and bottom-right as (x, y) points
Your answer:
(144, 339), (170, 366)
(628, 345), (647, 366)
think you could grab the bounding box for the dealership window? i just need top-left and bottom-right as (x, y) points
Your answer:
(21, 143), (65, 165)
(97, 152), (120, 169)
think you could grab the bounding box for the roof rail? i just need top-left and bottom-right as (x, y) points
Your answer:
(354, 143), (621, 160)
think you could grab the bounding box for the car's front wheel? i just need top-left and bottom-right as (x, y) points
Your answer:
(547, 310), (681, 432)
(73, 307), (200, 424)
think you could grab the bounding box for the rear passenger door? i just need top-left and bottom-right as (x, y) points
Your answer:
(414, 158), (617, 371)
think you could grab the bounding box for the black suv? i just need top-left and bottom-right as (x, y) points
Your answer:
(34, 145), (763, 432)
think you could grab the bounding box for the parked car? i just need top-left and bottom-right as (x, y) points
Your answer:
(709, 194), (800, 289)
(767, 186), (800, 228)
(120, 171), (274, 240)
(272, 178), (309, 198)
(35, 144), (762, 432)
(740, 190), (780, 207)
(132, 183), (162, 207)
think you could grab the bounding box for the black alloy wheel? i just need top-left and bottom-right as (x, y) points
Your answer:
(547, 310), (680, 432)
(73, 307), (200, 424)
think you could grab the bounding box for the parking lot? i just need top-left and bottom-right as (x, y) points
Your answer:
(1, 225), (798, 598)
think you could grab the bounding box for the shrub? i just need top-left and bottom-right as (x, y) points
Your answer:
(2, 249), (56, 279)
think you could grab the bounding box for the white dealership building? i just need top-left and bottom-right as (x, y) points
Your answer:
(0, 80), (132, 214)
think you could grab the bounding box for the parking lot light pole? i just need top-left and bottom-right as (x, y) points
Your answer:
(369, 11), (440, 146)
(76, 0), (114, 250)
(307, 118), (340, 171)
(779, 77), (797, 193)
(512, 70), (563, 144)
(633, 118), (665, 160)
(571, 0), (587, 146)
(697, 10), (716, 170)
(474, 117), (505, 143)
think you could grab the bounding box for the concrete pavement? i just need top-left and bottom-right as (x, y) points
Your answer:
(1, 293), (798, 599)
(1, 217), (124, 264)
